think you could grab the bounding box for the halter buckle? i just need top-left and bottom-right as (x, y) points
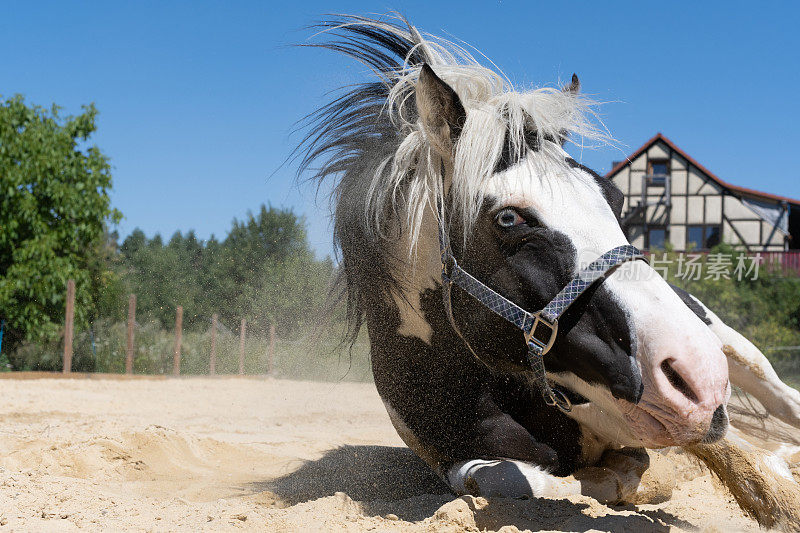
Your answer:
(525, 313), (558, 355)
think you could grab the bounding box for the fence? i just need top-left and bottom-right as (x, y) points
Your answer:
(1, 280), (372, 382)
(761, 252), (800, 276)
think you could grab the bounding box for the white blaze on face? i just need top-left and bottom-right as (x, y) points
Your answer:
(485, 146), (629, 269)
(485, 145), (730, 447)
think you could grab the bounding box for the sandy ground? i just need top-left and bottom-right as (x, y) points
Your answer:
(0, 376), (789, 532)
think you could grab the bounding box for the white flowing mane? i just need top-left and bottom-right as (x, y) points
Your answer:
(295, 14), (611, 334)
(299, 14), (609, 253)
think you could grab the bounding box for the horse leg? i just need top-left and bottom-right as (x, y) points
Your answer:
(705, 305), (800, 429)
(722, 330), (800, 429)
(445, 447), (649, 504)
(726, 425), (796, 478)
(385, 390), (648, 503)
(442, 416), (650, 505)
(446, 458), (580, 499)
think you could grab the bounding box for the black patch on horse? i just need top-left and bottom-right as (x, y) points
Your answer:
(670, 284), (713, 325)
(453, 203), (642, 403)
(367, 284), (585, 477)
(494, 127), (559, 174)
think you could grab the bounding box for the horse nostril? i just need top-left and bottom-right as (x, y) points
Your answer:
(702, 404), (729, 443)
(660, 359), (699, 403)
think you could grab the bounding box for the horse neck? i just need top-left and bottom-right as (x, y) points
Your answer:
(385, 199), (445, 344)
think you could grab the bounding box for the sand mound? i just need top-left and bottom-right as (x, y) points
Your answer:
(0, 376), (796, 531)
(3, 425), (233, 479)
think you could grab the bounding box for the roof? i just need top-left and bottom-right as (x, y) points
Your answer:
(604, 133), (800, 206)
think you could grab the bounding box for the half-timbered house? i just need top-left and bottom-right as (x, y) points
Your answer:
(606, 133), (800, 253)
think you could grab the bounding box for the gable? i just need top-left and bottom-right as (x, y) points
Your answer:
(606, 133), (799, 206)
(606, 133), (795, 234)
(605, 133), (795, 250)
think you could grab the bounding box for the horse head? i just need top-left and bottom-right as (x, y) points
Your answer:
(414, 63), (730, 448)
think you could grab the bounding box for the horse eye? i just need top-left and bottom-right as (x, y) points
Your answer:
(495, 207), (525, 228)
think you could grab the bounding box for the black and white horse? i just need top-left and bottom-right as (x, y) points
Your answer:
(297, 15), (800, 501)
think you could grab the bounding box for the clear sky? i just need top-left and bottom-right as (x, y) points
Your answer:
(3, 1), (798, 258)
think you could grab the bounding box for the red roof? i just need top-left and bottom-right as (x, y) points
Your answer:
(604, 133), (800, 206)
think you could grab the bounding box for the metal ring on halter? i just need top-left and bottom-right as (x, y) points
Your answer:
(544, 387), (573, 413)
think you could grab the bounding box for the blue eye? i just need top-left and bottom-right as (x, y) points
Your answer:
(495, 207), (525, 228)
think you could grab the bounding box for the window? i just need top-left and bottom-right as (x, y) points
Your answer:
(647, 227), (667, 249)
(647, 159), (670, 186)
(687, 226), (704, 249)
(706, 226), (721, 248)
(651, 161), (669, 175)
(686, 225), (721, 250)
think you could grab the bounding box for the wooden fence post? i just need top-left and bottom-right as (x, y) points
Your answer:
(238, 318), (246, 375)
(62, 279), (75, 374)
(268, 323), (275, 375)
(126, 294), (136, 375)
(210, 314), (217, 376)
(173, 306), (183, 376)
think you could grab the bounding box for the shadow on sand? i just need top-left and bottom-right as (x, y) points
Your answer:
(244, 444), (695, 531)
(245, 445), (451, 521)
(461, 497), (694, 533)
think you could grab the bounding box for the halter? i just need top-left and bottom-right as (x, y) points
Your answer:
(437, 202), (647, 413)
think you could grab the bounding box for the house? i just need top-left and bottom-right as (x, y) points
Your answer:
(605, 133), (800, 252)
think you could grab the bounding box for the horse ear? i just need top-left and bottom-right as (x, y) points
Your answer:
(416, 63), (466, 157)
(557, 74), (580, 146)
(563, 73), (580, 94)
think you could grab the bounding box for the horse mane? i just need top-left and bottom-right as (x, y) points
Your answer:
(294, 13), (609, 342)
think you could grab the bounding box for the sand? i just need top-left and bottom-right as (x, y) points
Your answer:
(0, 376), (793, 532)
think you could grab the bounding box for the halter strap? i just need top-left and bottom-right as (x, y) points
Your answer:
(437, 204), (647, 412)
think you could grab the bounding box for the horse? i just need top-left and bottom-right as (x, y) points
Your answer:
(295, 14), (800, 502)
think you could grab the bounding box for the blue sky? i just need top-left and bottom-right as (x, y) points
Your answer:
(3, 1), (799, 258)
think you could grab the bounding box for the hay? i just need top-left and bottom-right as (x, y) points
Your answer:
(687, 439), (800, 532)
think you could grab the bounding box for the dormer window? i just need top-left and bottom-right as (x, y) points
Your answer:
(647, 159), (670, 186)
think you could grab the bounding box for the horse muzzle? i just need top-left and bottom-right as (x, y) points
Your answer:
(621, 344), (731, 447)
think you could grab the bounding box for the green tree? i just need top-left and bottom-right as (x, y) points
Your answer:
(208, 205), (315, 328)
(240, 253), (334, 337)
(0, 95), (121, 367)
(120, 231), (198, 329)
(117, 205), (327, 336)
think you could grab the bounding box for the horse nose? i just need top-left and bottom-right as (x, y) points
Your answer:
(653, 355), (728, 416)
(634, 322), (731, 444)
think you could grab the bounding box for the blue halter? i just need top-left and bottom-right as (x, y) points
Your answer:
(437, 209), (647, 413)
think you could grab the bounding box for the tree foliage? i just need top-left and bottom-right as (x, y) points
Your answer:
(119, 205), (333, 337)
(0, 95), (121, 360)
